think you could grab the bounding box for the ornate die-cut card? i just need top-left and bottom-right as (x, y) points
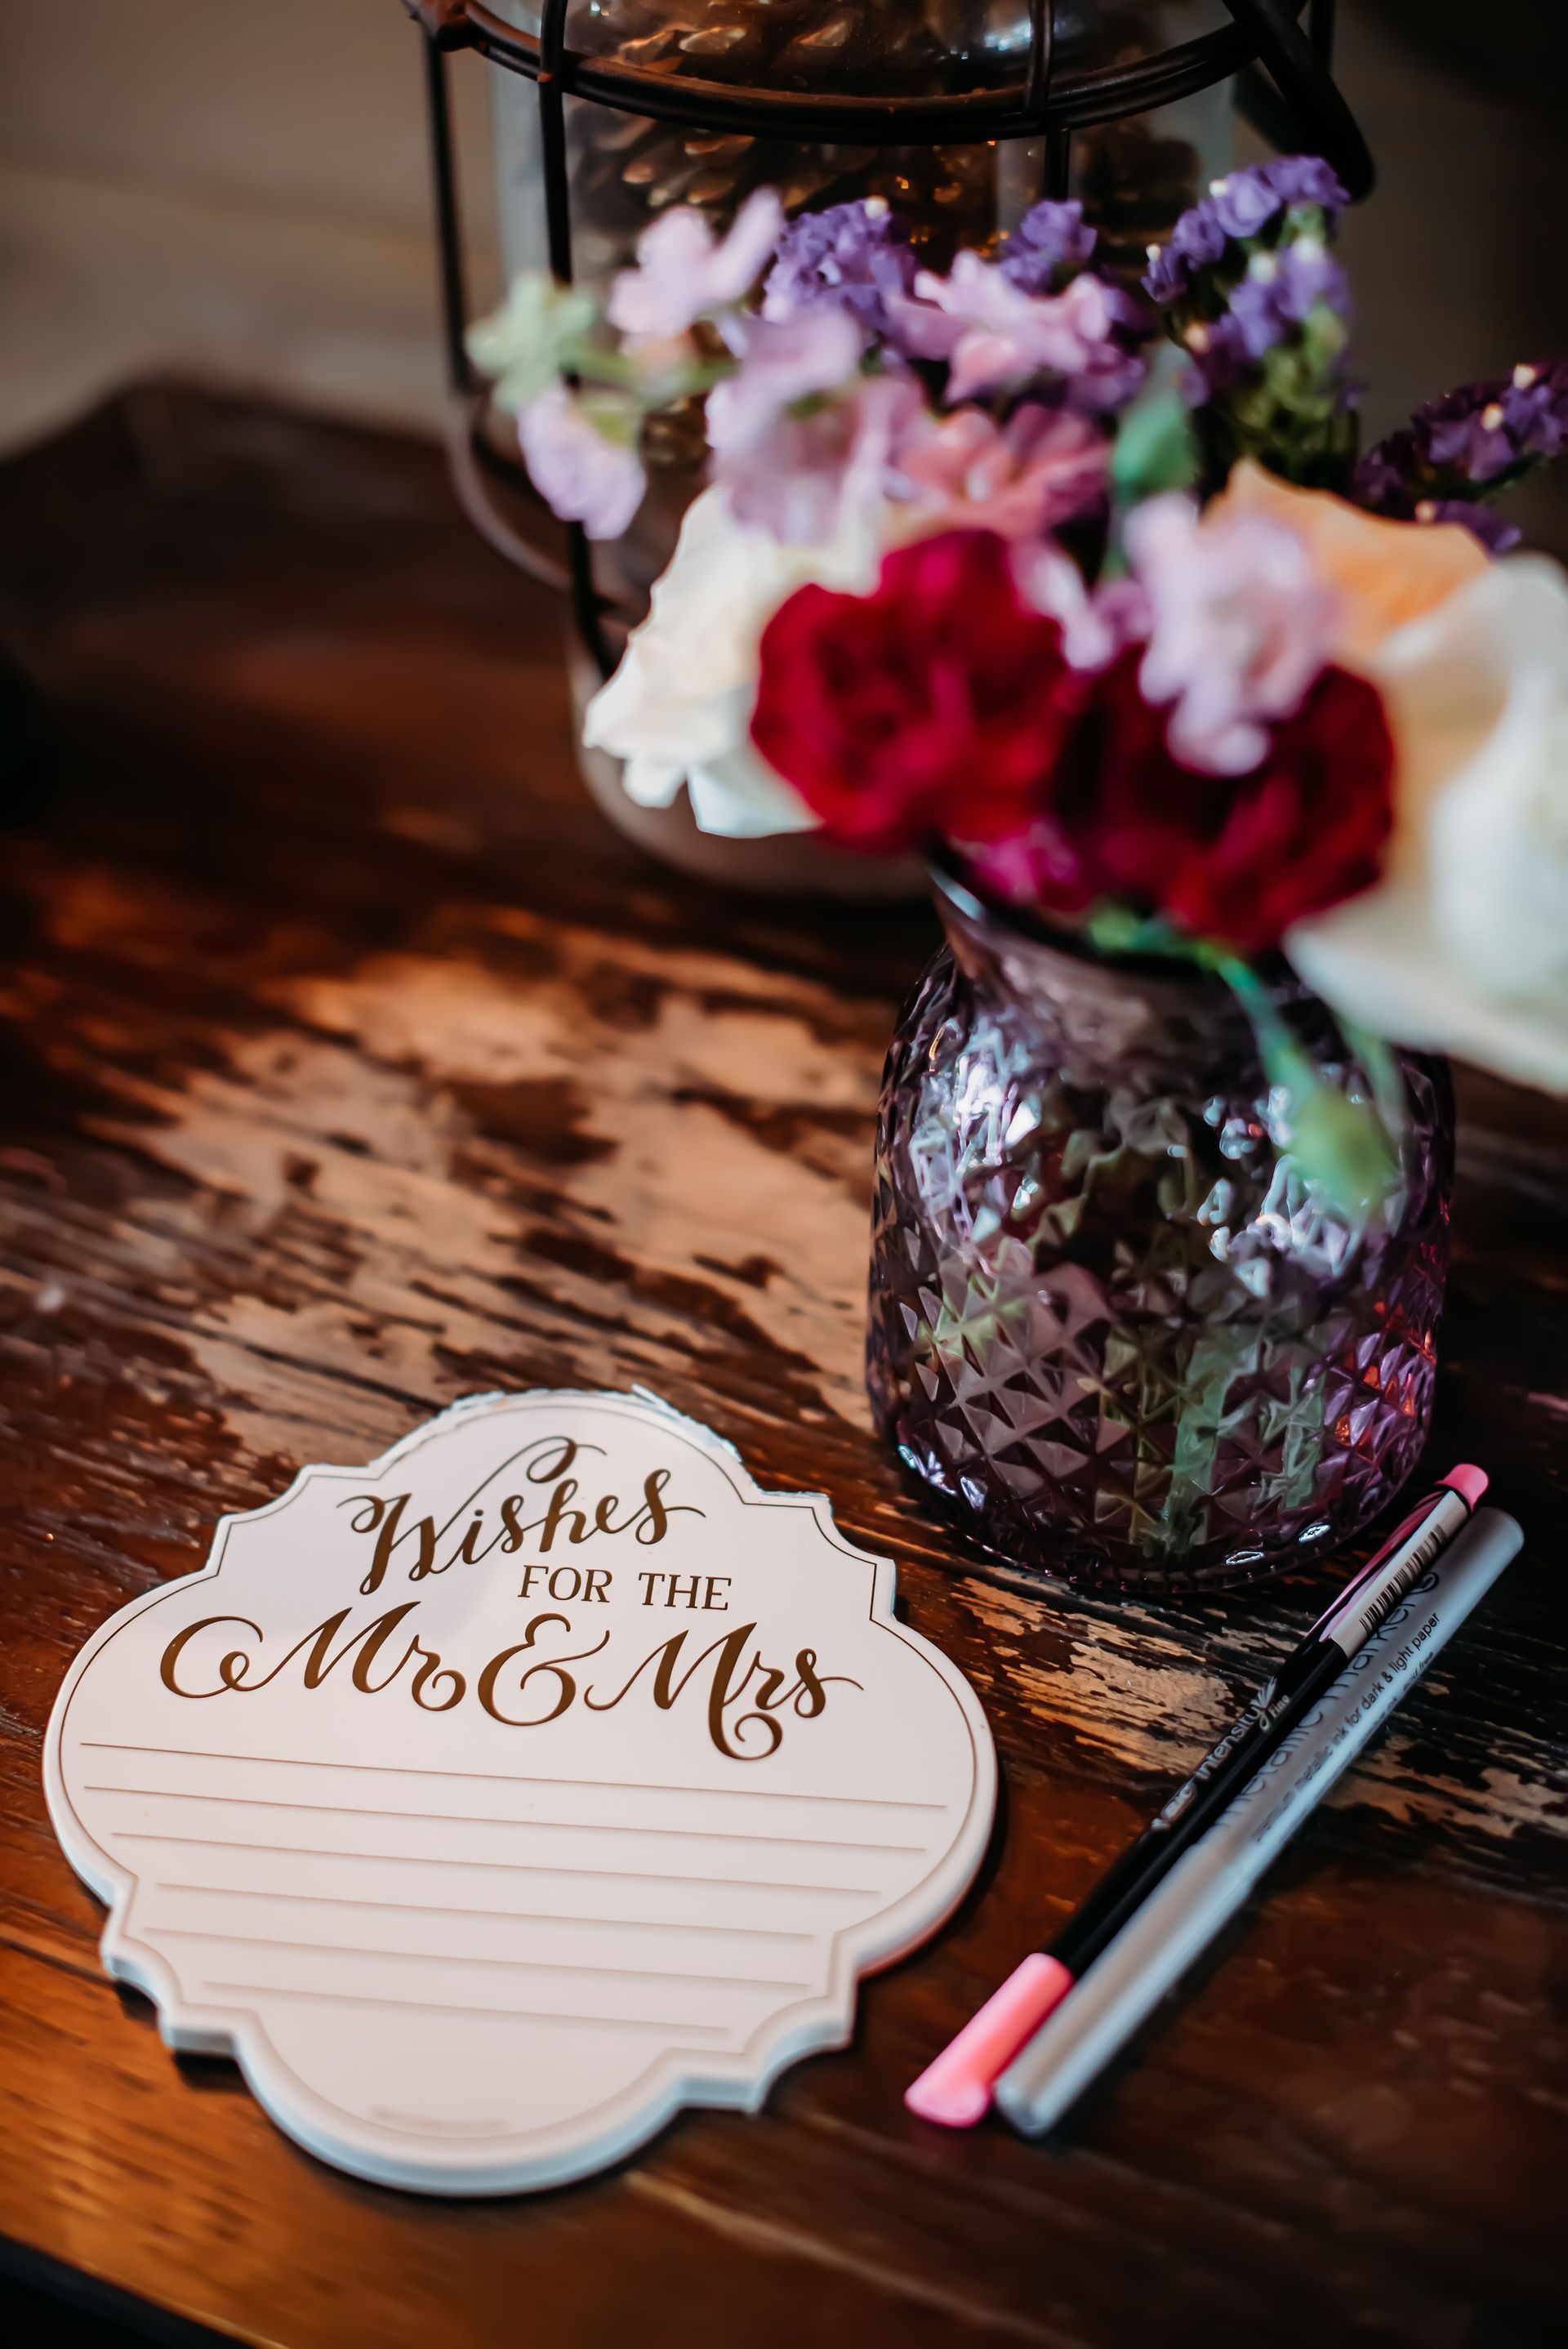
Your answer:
(45, 1388), (996, 2194)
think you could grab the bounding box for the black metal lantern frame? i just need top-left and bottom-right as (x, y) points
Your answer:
(402, 0), (1372, 675)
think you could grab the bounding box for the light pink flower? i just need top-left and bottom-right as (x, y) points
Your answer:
(607, 189), (785, 344)
(1127, 493), (1340, 773)
(891, 257), (1145, 409)
(897, 405), (1108, 542)
(518, 385), (645, 540)
(1013, 542), (1148, 671)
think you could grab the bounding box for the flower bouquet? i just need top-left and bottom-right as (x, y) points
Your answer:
(473, 163), (1568, 1589)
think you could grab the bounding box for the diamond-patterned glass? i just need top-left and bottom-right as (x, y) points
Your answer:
(867, 876), (1454, 1595)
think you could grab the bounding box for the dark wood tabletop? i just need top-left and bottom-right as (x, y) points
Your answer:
(0, 384), (1564, 2349)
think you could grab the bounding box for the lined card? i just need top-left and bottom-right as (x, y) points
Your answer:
(46, 1389), (995, 2193)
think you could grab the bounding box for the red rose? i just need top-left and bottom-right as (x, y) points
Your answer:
(751, 530), (1085, 852)
(971, 648), (1395, 952)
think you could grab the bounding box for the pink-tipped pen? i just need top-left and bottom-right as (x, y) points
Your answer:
(904, 1954), (1075, 2128)
(1441, 1464), (1488, 1510)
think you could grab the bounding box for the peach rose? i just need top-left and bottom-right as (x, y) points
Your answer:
(1209, 459), (1487, 667)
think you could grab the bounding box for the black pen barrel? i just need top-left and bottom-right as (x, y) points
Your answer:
(1048, 1643), (1342, 1972)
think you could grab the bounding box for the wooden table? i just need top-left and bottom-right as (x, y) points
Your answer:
(1, 386), (1564, 2349)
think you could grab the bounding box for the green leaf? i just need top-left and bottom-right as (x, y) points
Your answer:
(1111, 392), (1200, 505)
(1277, 1060), (1403, 1225)
(466, 272), (602, 413)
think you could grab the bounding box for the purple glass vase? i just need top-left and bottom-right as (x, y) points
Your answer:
(867, 869), (1454, 1595)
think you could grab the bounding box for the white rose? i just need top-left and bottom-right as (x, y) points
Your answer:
(1288, 555), (1568, 1094)
(580, 484), (881, 839)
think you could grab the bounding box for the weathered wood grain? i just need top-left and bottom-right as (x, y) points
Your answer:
(0, 386), (1564, 2349)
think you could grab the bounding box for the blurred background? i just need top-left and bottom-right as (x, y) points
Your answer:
(0, 0), (1563, 550)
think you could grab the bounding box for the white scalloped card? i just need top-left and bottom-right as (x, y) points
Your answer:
(44, 1388), (996, 2194)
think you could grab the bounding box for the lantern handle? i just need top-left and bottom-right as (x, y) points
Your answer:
(403, 1), (474, 47)
(1220, 0), (1374, 198)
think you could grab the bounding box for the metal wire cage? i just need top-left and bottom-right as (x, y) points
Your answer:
(400, 0), (1371, 675)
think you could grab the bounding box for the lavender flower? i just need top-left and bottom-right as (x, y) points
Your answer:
(607, 189), (784, 345)
(1143, 158), (1349, 305)
(518, 386), (646, 539)
(761, 198), (917, 339)
(1356, 360), (1568, 533)
(706, 308), (865, 450)
(711, 372), (925, 546)
(892, 256), (1146, 411)
(705, 304), (906, 544)
(998, 200), (1098, 294)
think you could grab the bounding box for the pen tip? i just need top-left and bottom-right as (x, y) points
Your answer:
(904, 2076), (991, 2128)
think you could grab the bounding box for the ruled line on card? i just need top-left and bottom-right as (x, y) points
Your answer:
(153, 1926), (808, 1992)
(85, 1784), (922, 1855)
(113, 1831), (880, 1897)
(201, 1981), (733, 2035)
(156, 1882), (816, 1941)
(79, 1742), (944, 1812)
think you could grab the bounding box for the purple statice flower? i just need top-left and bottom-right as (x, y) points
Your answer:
(1175, 314), (1252, 397)
(1227, 241), (1349, 355)
(1162, 232), (1356, 484)
(896, 403), (1109, 542)
(1258, 155), (1350, 212)
(1179, 238), (1352, 399)
(1416, 361), (1568, 478)
(890, 256), (1146, 411)
(1503, 357), (1568, 458)
(607, 189), (784, 345)
(998, 199), (1098, 294)
(710, 370), (926, 546)
(1423, 399), (1517, 483)
(1350, 439), (1409, 511)
(1417, 500), (1522, 553)
(760, 198), (917, 340)
(519, 385), (645, 540)
(1354, 359), (1568, 530)
(1210, 156), (1348, 239)
(1208, 170), (1290, 243)
(1143, 156), (1349, 305)
(1143, 203), (1229, 305)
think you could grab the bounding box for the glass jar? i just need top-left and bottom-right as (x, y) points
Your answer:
(867, 867), (1454, 1595)
(483, 3), (1236, 887)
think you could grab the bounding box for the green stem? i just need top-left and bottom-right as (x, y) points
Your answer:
(1211, 952), (1402, 1230)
